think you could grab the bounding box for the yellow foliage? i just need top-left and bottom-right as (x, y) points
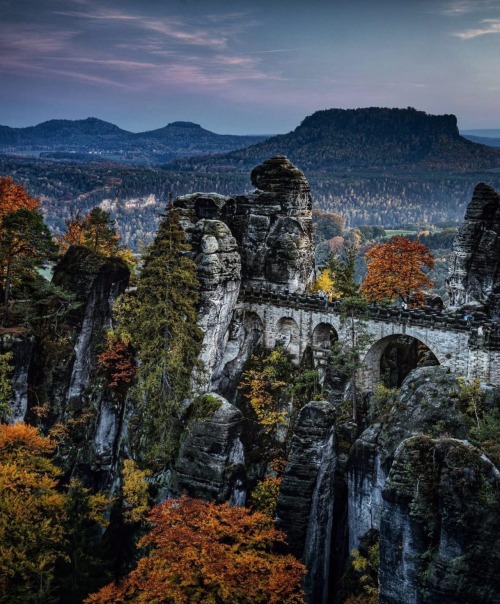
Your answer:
(122, 459), (151, 524)
(311, 267), (334, 294)
(251, 476), (282, 518)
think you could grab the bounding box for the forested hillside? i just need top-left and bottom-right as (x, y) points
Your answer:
(2, 154), (500, 249)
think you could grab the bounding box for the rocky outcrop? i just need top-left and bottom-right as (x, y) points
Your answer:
(277, 400), (337, 604)
(346, 367), (471, 554)
(174, 156), (314, 295)
(52, 246), (129, 409)
(0, 332), (34, 422)
(379, 436), (500, 604)
(447, 183), (500, 316)
(173, 157), (314, 391)
(232, 156), (314, 292)
(176, 393), (245, 503)
(191, 219), (241, 390)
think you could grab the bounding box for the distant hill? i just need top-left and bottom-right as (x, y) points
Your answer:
(170, 107), (500, 173)
(461, 129), (500, 138)
(461, 134), (500, 149)
(0, 117), (267, 165)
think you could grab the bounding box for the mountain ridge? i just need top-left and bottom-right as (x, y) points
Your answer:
(169, 107), (500, 173)
(0, 117), (267, 164)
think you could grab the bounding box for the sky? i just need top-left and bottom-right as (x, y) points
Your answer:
(1, 0), (500, 134)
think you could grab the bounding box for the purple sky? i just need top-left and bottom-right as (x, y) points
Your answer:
(1, 0), (500, 134)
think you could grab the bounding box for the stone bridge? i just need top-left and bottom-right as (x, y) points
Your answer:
(238, 286), (500, 389)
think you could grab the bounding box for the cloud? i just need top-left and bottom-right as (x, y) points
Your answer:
(440, 0), (496, 16)
(454, 18), (500, 39)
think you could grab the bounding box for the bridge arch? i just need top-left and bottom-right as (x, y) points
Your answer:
(361, 334), (439, 391)
(275, 317), (300, 359)
(312, 321), (339, 349)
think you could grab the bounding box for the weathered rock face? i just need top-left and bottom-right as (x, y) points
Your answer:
(175, 393), (245, 502)
(379, 436), (500, 604)
(346, 366), (471, 555)
(52, 246), (130, 410)
(173, 157), (313, 390)
(191, 219), (242, 390)
(0, 333), (34, 422)
(174, 156), (314, 295)
(232, 156), (314, 293)
(40, 246), (130, 479)
(277, 400), (337, 604)
(447, 183), (500, 316)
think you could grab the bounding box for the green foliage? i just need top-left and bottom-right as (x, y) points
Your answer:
(239, 348), (321, 462)
(251, 476), (282, 519)
(186, 393), (222, 424)
(370, 383), (400, 421)
(341, 534), (380, 604)
(312, 209), (344, 242)
(456, 377), (486, 429)
(1, 208), (58, 325)
(117, 206), (204, 469)
(0, 351), (13, 421)
(57, 480), (110, 604)
(327, 290), (372, 422)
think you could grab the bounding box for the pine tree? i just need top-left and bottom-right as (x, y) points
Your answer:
(122, 206), (203, 468)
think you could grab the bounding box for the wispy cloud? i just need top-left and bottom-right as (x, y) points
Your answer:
(440, 0), (496, 16)
(454, 18), (500, 38)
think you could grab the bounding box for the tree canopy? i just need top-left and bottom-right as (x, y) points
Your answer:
(85, 495), (306, 604)
(1, 207), (58, 325)
(57, 207), (133, 265)
(115, 206), (203, 468)
(361, 236), (434, 304)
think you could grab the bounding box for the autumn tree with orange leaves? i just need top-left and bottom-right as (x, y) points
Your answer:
(361, 236), (434, 305)
(0, 176), (39, 217)
(86, 495), (306, 604)
(58, 207), (133, 266)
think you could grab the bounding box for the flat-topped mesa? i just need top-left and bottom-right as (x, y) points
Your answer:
(447, 183), (500, 317)
(174, 156), (314, 294)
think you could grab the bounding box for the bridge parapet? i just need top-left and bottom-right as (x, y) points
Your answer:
(239, 284), (500, 350)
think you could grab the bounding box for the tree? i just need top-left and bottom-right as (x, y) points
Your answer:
(0, 208), (58, 325)
(0, 176), (39, 218)
(361, 236), (434, 304)
(0, 352), (13, 421)
(0, 423), (67, 603)
(312, 209), (344, 241)
(85, 496), (306, 604)
(58, 207), (133, 266)
(325, 247), (371, 422)
(116, 206), (203, 468)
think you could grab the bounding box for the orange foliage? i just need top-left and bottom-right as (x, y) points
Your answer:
(57, 207), (133, 266)
(86, 495), (306, 604)
(0, 176), (39, 218)
(361, 236), (434, 304)
(98, 333), (136, 394)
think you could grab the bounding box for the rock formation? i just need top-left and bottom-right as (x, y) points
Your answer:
(176, 393), (245, 503)
(174, 156), (314, 393)
(447, 182), (500, 317)
(277, 400), (337, 604)
(380, 437), (500, 604)
(34, 245), (129, 477)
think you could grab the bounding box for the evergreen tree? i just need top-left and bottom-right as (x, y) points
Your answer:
(0, 208), (58, 326)
(121, 206), (203, 468)
(326, 247), (371, 422)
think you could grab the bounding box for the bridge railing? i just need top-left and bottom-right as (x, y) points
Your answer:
(238, 284), (500, 349)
